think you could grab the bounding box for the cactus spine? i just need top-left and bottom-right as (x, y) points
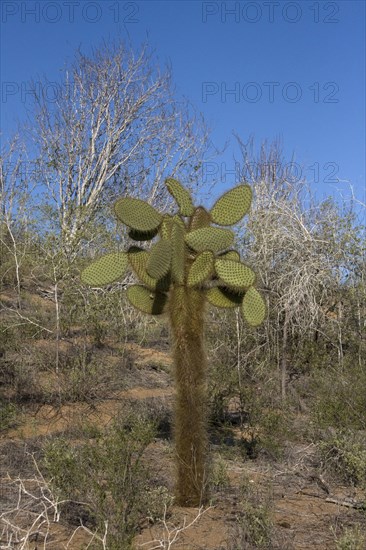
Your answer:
(81, 179), (266, 507)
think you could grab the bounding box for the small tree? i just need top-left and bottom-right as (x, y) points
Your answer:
(80, 178), (266, 506)
(29, 42), (210, 261)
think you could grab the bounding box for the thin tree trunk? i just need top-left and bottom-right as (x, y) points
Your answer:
(356, 293), (363, 368)
(53, 272), (61, 374)
(337, 301), (344, 369)
(7, 223), (22, 309)
(281, 312), (289, 400)
(169, 286), (208, 506)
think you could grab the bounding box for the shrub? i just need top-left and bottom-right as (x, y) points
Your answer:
(319, 430), (366, 488)
(312, 364), (366, 431)
(228, 474), (274, 549)
(42, 407), (165, 549)
(209, 455), (230, 493)
(335, 525), (366, 550)
(237, 385), (290, 460)
(208, 359), (239, 425)
(63, 352), (105, 402)
(0, 400), (19, 432)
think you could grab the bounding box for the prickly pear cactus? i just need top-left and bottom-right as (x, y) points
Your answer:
(81, 179), (266, 506)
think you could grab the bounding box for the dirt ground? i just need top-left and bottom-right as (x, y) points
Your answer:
(1, 342), (365, 549)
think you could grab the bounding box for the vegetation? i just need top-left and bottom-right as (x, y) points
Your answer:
(334, 525), (366, 550)
(42, 407), (162, 549)
(0, 41), (365, 548)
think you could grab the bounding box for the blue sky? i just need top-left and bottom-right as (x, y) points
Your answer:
(1, 0), (365, 205)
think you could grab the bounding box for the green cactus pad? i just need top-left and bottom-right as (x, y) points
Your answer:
(241, 287), (266, 326)
(128, 227), (158, 241)
(165, 178), (195, 217)
(147, 239), (172, 279)
(81, 252), (128, 286)
(114, 197), (163, 231)
(128, 246), (153, 284)
(185, 227), (234, 253)
(159, 214), (174, 240)
(171, 221), (186, 284)
(172, 214), (186, 229)
(206, 287), (243, 308)
(128, 247), (170, 291)
(127, 285), (167, 315)
(219, 250), (240, 262)
(187, 251), (214, 287)
(210, 184), (252, 226)
(189, 206), (211, 231)
(215, 259), (255, 289)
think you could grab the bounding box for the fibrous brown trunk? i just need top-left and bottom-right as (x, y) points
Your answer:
(169, 286), (208, 506)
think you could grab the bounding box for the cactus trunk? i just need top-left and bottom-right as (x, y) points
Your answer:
(169, 286), (208, 506)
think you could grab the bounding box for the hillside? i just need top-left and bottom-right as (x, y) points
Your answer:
(1, 284), (365, 549)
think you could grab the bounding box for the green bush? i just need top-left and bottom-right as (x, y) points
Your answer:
(319, 430), (366, 488)
(312, 364), (366, 431)
(63, 352), (105, 402)
(208, 359), (238, 425)
(238, 502), (273, 548)
(228, 474), (273, 549)
(209, 454), (230, 493)
(237, 384), (290, 460)
(43, 407), (166, 549)
(335, 525), (366, 550)
(0, 400), (19, 432)
(208, 360), (289, 460)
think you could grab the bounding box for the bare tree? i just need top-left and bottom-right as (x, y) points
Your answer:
(235, 137), (341, 398)
(2, 45), (214, 359)
(27, 42), (210, 260)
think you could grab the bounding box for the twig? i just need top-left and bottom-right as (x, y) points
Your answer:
(138, 505), (213, 550)
(295, 490), (366, 510)
(0, 304), (53, 333)
(325, 497), (366, 510)
(0, 455), (108, 549)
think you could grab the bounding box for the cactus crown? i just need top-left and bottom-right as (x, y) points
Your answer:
(81, 179), (266, 326)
